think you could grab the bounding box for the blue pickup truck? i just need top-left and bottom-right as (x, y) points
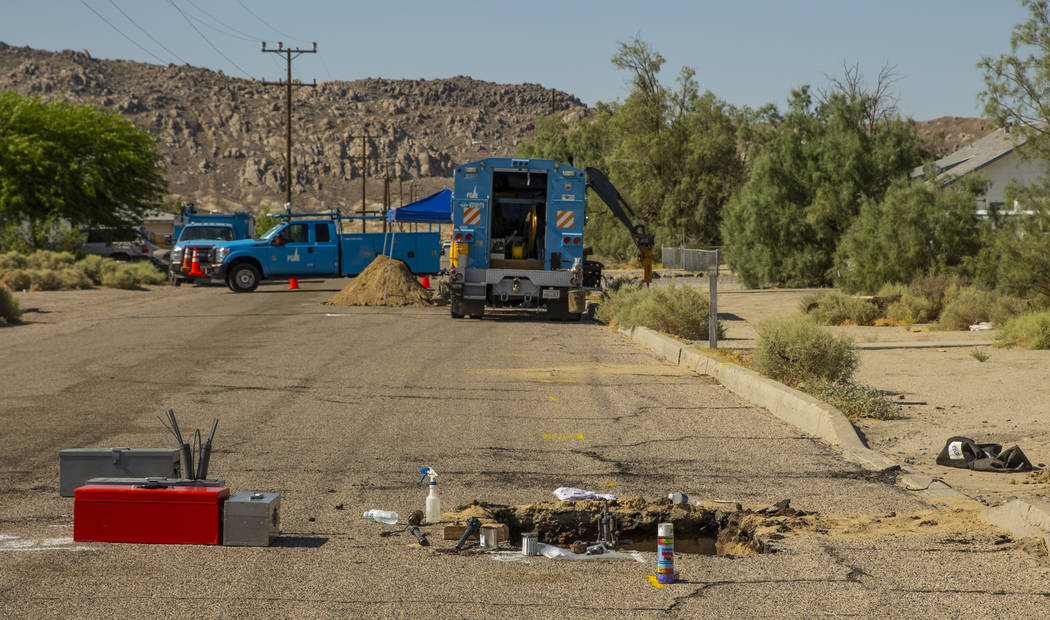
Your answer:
(190, 210), (440, 292)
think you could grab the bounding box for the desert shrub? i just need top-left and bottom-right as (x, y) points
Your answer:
(59, 267), (92, 289)
(997, 311), (1050, 349)
(910, 273), (966, 309)
(100, 264), (139, 289)
(126, 261), (165, 285)
(597, 284), (724, 341)
(754, 316), (857, 386)
(26, 250), (76, 271)
(806, 379), (899, 420)
(0, 284), (21, 325)
(28, 268), (63, 291)
(885, 292), (939, 324)
(3, 269), (31, 291)
(602, 277), (637, 296)
(936, 285), (997, 330)
(988, 294), (1029, 327)
(803, 291), (880, 326)
(75, 255), (105, 284)
(0, 251), (28, 273)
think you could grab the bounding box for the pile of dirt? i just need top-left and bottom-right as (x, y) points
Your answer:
(325, 255), (435, 307)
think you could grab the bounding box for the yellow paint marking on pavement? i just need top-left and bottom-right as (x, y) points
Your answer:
(548, 396), (557, 401)
(541, 433), (582, 441)
(647, 576), (665, 588)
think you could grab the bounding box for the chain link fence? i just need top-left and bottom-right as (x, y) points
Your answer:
(661, 246), (720, 271)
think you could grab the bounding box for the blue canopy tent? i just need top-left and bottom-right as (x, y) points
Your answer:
(381, 189), (451, 281)
(386, 189), (452, 224)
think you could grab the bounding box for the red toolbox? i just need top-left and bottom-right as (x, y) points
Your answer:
(74, 483), (229, 544)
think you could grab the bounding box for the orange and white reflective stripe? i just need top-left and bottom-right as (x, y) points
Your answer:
(556, 210), (575, 228)
(463, 206), (482, 225)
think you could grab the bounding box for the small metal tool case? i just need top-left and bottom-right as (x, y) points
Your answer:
(74, 483), (229, 544)
(223, 492), (281, 546)
(58, 448), (180, 497)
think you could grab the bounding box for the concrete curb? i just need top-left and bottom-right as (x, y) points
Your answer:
(621, 325), (896, 471)
(619, 324), (1050, 548)
(619, 324), (1050, 546)
(985, 500), (1050, 551)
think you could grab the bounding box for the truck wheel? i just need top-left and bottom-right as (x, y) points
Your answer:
(111, 253), (131, 262)
(227, 263), (260, 293)
(450, 292), (465, 318)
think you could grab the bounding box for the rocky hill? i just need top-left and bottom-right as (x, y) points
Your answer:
(0, 42), (589, 213)
(915, 116), (999, 158)
(1, 43), (997, 215)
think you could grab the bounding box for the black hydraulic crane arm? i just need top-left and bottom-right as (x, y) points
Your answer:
(584, 167), (655, 284)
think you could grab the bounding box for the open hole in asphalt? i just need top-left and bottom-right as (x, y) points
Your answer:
(445, 497), (808, 555)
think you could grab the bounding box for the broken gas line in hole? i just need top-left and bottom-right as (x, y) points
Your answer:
(437, 497), (810, 556)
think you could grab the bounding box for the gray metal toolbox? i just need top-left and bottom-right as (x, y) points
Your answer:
(223, 492), (281, 546)
(58, 448), (181, 497)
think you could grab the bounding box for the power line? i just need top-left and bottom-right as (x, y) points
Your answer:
(78, 0), (167, 65)
(235, 0), (309, 45)
(167, 0), (251, 78)
(108, 0), (191, 66)
(184, 0), (260, 42)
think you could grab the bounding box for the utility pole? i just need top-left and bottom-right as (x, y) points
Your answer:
(261, 41), (317, 208)
(353, 135), (376, 232)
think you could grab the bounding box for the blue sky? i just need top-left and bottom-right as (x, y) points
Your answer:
(4, 1), (1031, 120)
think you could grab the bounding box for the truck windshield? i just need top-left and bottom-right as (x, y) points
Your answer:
(259, 225), (283, 240)
(179, 226), (235, 242)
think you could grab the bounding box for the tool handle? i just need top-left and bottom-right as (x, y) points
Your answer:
(455, 517), (481, 550)
(196, 419), (219, 480)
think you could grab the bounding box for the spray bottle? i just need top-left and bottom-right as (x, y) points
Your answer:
(418, 466), (440, 524)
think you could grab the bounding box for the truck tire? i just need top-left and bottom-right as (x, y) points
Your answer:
(227, 263), (260, 293)
(111, 253), (131, 262)
(450, 291), (465, 318)
(545, 291), (570, 321)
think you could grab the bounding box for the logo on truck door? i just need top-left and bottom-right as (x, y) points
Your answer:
(463, 205), (482, 226)
(556, 210), (575, 228)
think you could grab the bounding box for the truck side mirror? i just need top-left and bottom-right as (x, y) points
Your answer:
(582, 246), (594, 257)
(271, 237), (283, 246)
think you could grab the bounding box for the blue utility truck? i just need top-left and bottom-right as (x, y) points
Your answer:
(169, 206), (256, 285)
(172, 204), (254, 242)
(193, 209), (439, 292)
(448, 157), (653, 319)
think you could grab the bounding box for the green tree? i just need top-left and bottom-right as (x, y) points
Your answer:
(977, 0), (1050, 297)
(721, 83), (922, 288)
(0, 91), (167, 249)
(833, 178), (983, 293)
(518, 38), (745, 261)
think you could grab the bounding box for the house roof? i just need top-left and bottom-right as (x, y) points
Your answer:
(910, 126), (1026, 182)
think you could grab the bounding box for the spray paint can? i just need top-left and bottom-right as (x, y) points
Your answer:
(657, 522), (675, 584)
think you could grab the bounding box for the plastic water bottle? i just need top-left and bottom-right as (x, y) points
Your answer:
(364, 509), (398, 525)
(657, 522), (675, 584)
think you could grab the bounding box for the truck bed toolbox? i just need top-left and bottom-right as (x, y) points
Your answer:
(74, 483), (229, 544)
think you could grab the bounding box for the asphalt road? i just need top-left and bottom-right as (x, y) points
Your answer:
(2, 280), (1049, 617)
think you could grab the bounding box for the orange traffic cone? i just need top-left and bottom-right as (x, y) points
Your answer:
(288, 277), (300, 290)
(420, 275), (431, 289)
(181, 248), (192, 272)
(188, 248), (205, 277)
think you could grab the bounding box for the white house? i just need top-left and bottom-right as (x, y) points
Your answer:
(910, 126), (1045, 217)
